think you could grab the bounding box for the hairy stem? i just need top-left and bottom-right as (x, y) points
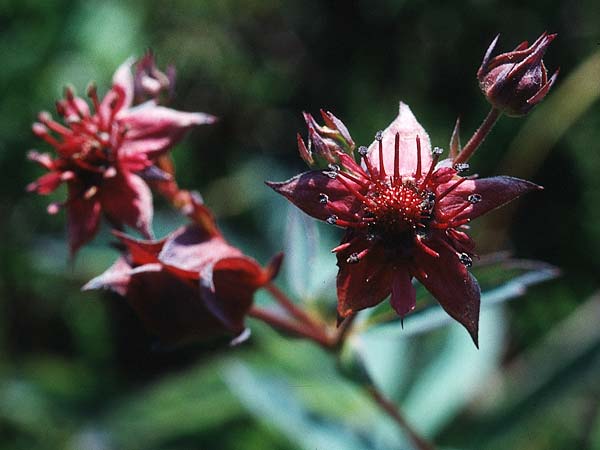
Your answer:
(454, 107), (501, 164)
(367, 385), (437, 450)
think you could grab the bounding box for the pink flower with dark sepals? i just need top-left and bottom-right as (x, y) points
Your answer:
(478, 32), (558, 117)
(27, 56), (216, 255)
(83, 201), (283, 345)
(268, 103), (542, 345)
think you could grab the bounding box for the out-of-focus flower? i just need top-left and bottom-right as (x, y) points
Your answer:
(268, 103), (541, 345)
(27, 57), (216, 254)
(478, 32), (558, 116)
(297, 110), (355, 168)
(132, 50), (176, 103)
(83, 202), (282, 345)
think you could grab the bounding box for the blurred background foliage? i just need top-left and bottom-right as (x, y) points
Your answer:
(1, 0), (599, 449)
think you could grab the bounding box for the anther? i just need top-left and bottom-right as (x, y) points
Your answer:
(432, 147), (444, 156)
(327, 163), (340, 172)
(346, 252), (360, 264)
(375, 130), (383, 141)
(319, 193), (329, 204)
(326, 215), (338, 225)
(454, 163), (470, 173)
(323, 170), (338, 179)
(459, 253), (473, 267)
(468, 193), (482, 204)
(358, 145), (369, 156)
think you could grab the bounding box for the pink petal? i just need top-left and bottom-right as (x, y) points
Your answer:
(158, 225), (241, 273)
(82, 256), (132, 296)
(111, 57), (135, 110)
(367, 102), (432, 178)
(413, 235), (481, 346)
(99, 171), (153, 239)
(390, 268), (416, 318)
(266, 171), (363, 222)
(439, 175), (542, 222)
(119, 105), (217, 159)
(67, 186), (102, 256)
(336, 238), (394, 317)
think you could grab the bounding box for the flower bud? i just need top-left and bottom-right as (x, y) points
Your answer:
(134, 50), (176, 103)
(297, 110), (355, 168)
(478, 32), (558, 117)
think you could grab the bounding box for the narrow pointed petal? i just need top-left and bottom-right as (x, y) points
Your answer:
(367, 102), (432, 177)
(111, 57), (135, 110)
(438, 175), (542, 222)
(389, 269), (416, 317)
(414, 236), (481, 346)
(26, 171), (64, 194)
(336, 240), (394, 317)
(67, 188), (102, 256)
(100, 171), (153, 239)
(82, 257), (132, 295)
(119, 105), (217, 159)
(449, 117), (461, 159)
(266, 171), (362, 222)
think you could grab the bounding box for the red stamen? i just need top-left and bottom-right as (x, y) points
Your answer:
(38, 112), (72, 136)
(414, 235), (440, 257)
(415, 135), (422, 179)
(336, 169), (369, 189)
(378, 138), (386, 180)
(394, 132), (400, 182)
(32, 123), (61, 148)
(336, 176), (376, 208)
(437, 176), (470, 201)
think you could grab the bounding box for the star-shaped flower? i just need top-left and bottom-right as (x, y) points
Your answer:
(268, 103), (541, 345)
(27, 56), (216, 255)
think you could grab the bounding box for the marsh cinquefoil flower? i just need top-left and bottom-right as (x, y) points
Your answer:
(478, 32), (558, 117)
(84, 202), (283, 345)
(27, 56), (215, 254)
(268, 103), (541, 345)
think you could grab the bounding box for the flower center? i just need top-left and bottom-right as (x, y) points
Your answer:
(32, 84), (128, 174)
(365, 178), (431, 237)
(321, 132), (478, 267)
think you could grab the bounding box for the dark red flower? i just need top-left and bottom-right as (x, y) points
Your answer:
(27, 56), (216, 255)
(268, 103), (541, 345)
(478, 32), (558, 116)
(83, 205), (282, 345)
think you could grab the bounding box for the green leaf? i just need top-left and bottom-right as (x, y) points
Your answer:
(222, 361), (379, 450)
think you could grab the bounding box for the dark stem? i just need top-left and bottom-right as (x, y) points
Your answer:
(367, 385), (437, 450)
(454, 107), (501, 164)
(265, 283), (327, 334)
(332, 313), (357, 349)
(248, 307), (332, 349)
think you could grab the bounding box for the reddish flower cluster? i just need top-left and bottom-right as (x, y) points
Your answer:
(84, 201), (282, 345)
(269, 103), (541, 344)
(27, 55), (215, 254)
